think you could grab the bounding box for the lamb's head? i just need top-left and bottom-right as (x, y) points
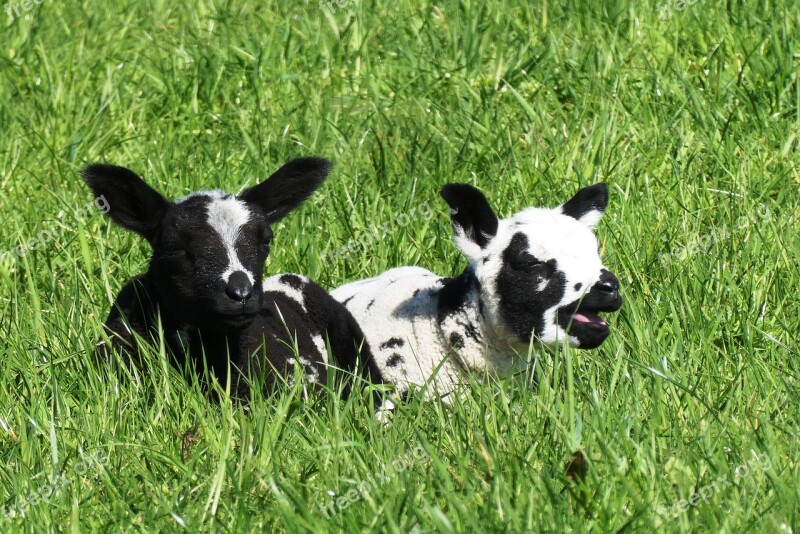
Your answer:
(440, 183), (621, 350)
(83, 157), (330, 331)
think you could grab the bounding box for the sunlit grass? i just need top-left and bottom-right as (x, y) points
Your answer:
(0, 0), (798, 531)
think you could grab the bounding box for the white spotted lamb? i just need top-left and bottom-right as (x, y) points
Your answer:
(332, 183), (622, 399)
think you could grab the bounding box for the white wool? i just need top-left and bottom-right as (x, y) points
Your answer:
(205, 196), (255, 284)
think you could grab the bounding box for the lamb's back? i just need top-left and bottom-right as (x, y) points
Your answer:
(332, 267), (455, 394)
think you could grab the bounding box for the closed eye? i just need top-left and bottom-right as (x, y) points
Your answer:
(522, 259), (543, 270)
(514, 254), (544, 271)
(164, 248), (195, 261)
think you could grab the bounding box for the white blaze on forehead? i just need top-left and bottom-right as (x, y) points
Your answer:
(205, 196), (255, 284)
(177, 189), (226, 203)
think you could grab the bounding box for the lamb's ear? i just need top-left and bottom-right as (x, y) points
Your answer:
(559, 183), (608, 229)
(440, 184), (499, 261)
(240, 157), (331, 223)
(82, 164), (172, 245)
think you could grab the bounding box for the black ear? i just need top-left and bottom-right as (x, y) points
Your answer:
(82, 164), (172, 245)
(440, 184), (499, 251)
(240, 157), (331, 222)
(559, 183), (608, 229)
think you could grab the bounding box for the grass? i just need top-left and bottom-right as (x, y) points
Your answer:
(1, 0), (798, 531)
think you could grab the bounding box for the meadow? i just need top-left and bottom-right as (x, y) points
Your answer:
(1, 0), (798, 531)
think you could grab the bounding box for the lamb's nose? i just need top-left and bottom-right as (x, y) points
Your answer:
(595, 270), (619, 294)
(226, 271), (253, 302)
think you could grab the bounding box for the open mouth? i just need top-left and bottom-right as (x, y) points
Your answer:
(557, 302), (613, 349)
(559, 301), (610, 328)
(570, 310), (607, 326)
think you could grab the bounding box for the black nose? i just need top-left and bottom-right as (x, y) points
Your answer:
(225, 271), (253, 302)
(596, 280), (618, 294)
(595, 270), (619, 294)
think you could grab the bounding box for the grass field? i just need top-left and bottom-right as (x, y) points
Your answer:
(1, 0), (799, 531)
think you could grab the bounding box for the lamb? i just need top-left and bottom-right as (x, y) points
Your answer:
(331, 183), (622, 399)
(84, 157), (382, 401)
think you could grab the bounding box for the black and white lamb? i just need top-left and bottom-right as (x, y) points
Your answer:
(84, 157), (382, 400)
(331, 183), (622, 399)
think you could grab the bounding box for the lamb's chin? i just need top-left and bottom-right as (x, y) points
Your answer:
(561, 322), (610, 349)
(181, 310), (257, 332)
(533, 324), (609, 350)
(213, 313), (258, 331)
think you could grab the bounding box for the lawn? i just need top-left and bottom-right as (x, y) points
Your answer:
(1, 0), (798, 532)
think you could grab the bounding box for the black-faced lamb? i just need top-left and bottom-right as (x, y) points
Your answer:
(331, 183), (622, 399)
(84, 157), (382, 400)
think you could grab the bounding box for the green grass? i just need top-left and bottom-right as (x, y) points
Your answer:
(1, 0), (798, 531)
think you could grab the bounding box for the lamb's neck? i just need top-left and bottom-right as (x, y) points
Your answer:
(172, 318), (246, 360)
(437, 269), (532, 378)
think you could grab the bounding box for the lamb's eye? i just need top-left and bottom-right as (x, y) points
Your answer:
(165, 248), (194, 261)
(516, 256), (543, 271)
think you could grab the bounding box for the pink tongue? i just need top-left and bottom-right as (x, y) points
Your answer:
(573, 312), (606, 325)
